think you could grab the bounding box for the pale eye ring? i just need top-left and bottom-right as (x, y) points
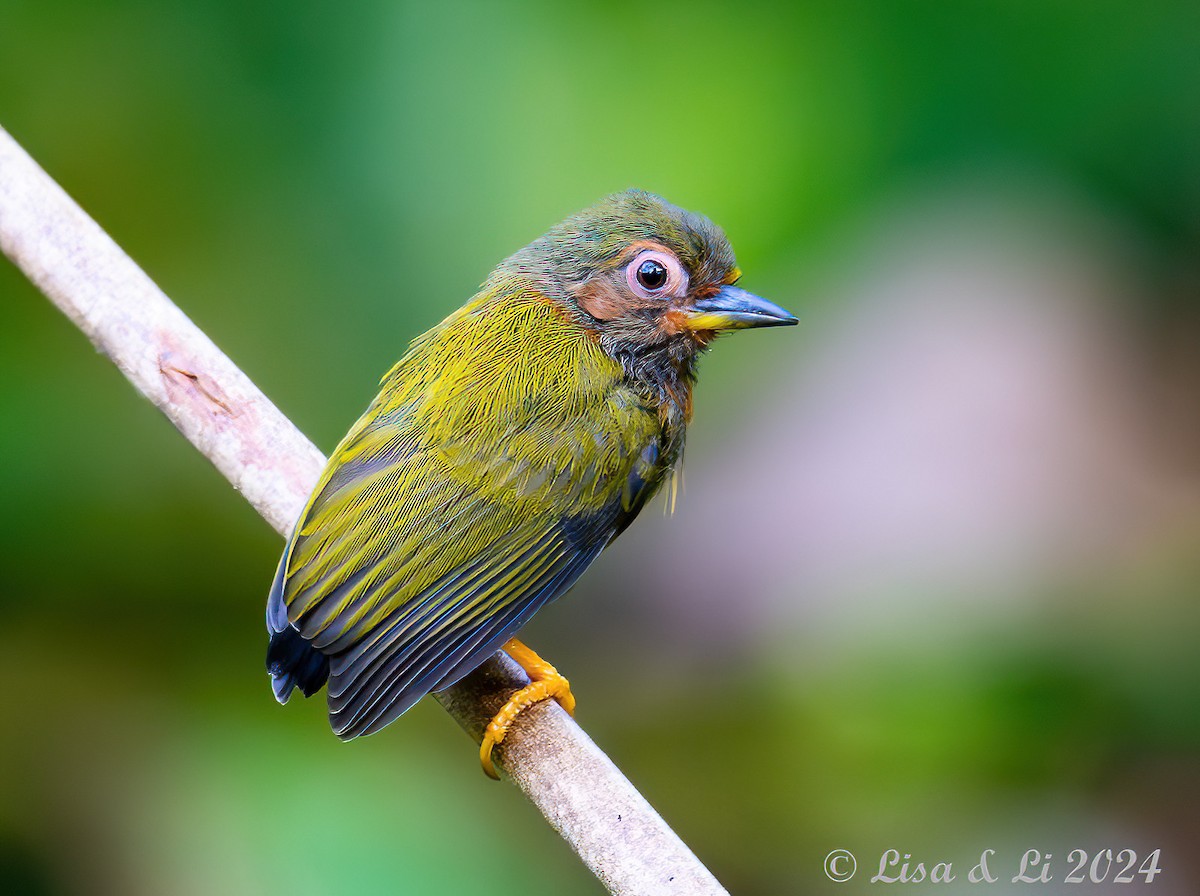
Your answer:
(626, 249), (686, 299)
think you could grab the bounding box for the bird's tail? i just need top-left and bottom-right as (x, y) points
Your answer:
(267, 625), (330, 703)
(265, 556), (329, 703)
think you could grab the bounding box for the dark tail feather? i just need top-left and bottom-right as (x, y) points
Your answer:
(267, 625), (330, 704)
(265, 552), (328, 703)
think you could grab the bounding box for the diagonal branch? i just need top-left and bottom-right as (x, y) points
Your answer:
(0, 125), (727, 896)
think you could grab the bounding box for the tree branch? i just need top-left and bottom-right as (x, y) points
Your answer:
(0, 125), (727, 896)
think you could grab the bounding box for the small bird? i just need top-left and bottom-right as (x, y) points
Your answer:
(266, 189), (796, 776)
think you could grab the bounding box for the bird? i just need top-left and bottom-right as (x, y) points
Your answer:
(265, 188), (796, 777)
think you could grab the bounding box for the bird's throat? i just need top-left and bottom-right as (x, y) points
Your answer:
(604, 338), (697, 426)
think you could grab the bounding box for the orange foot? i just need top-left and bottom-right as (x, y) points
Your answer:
(479, 637), (575, 779)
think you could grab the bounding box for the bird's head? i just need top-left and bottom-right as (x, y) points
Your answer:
(497, 190), (796, 373)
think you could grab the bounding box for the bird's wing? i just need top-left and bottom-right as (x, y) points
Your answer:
(271, 296), (668, 738)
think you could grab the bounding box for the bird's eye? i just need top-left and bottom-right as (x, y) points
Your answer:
(626, 248), (686, 299)
(636, 259), (668, 291)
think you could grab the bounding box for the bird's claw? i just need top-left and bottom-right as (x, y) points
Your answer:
(479, 640), (574, 779)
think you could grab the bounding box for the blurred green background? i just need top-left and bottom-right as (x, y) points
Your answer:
(2, 1), (1199, 894)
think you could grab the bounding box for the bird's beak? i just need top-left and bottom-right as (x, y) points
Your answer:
(684, 285), (798, 331)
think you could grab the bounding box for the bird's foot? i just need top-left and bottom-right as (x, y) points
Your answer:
(479, 637), (575, 779)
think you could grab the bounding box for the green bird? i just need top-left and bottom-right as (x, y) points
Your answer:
(266, 189), (796, 776)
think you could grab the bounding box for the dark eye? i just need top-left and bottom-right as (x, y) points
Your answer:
(626, 248), (687, 299)
(636, 259), (668, 291)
